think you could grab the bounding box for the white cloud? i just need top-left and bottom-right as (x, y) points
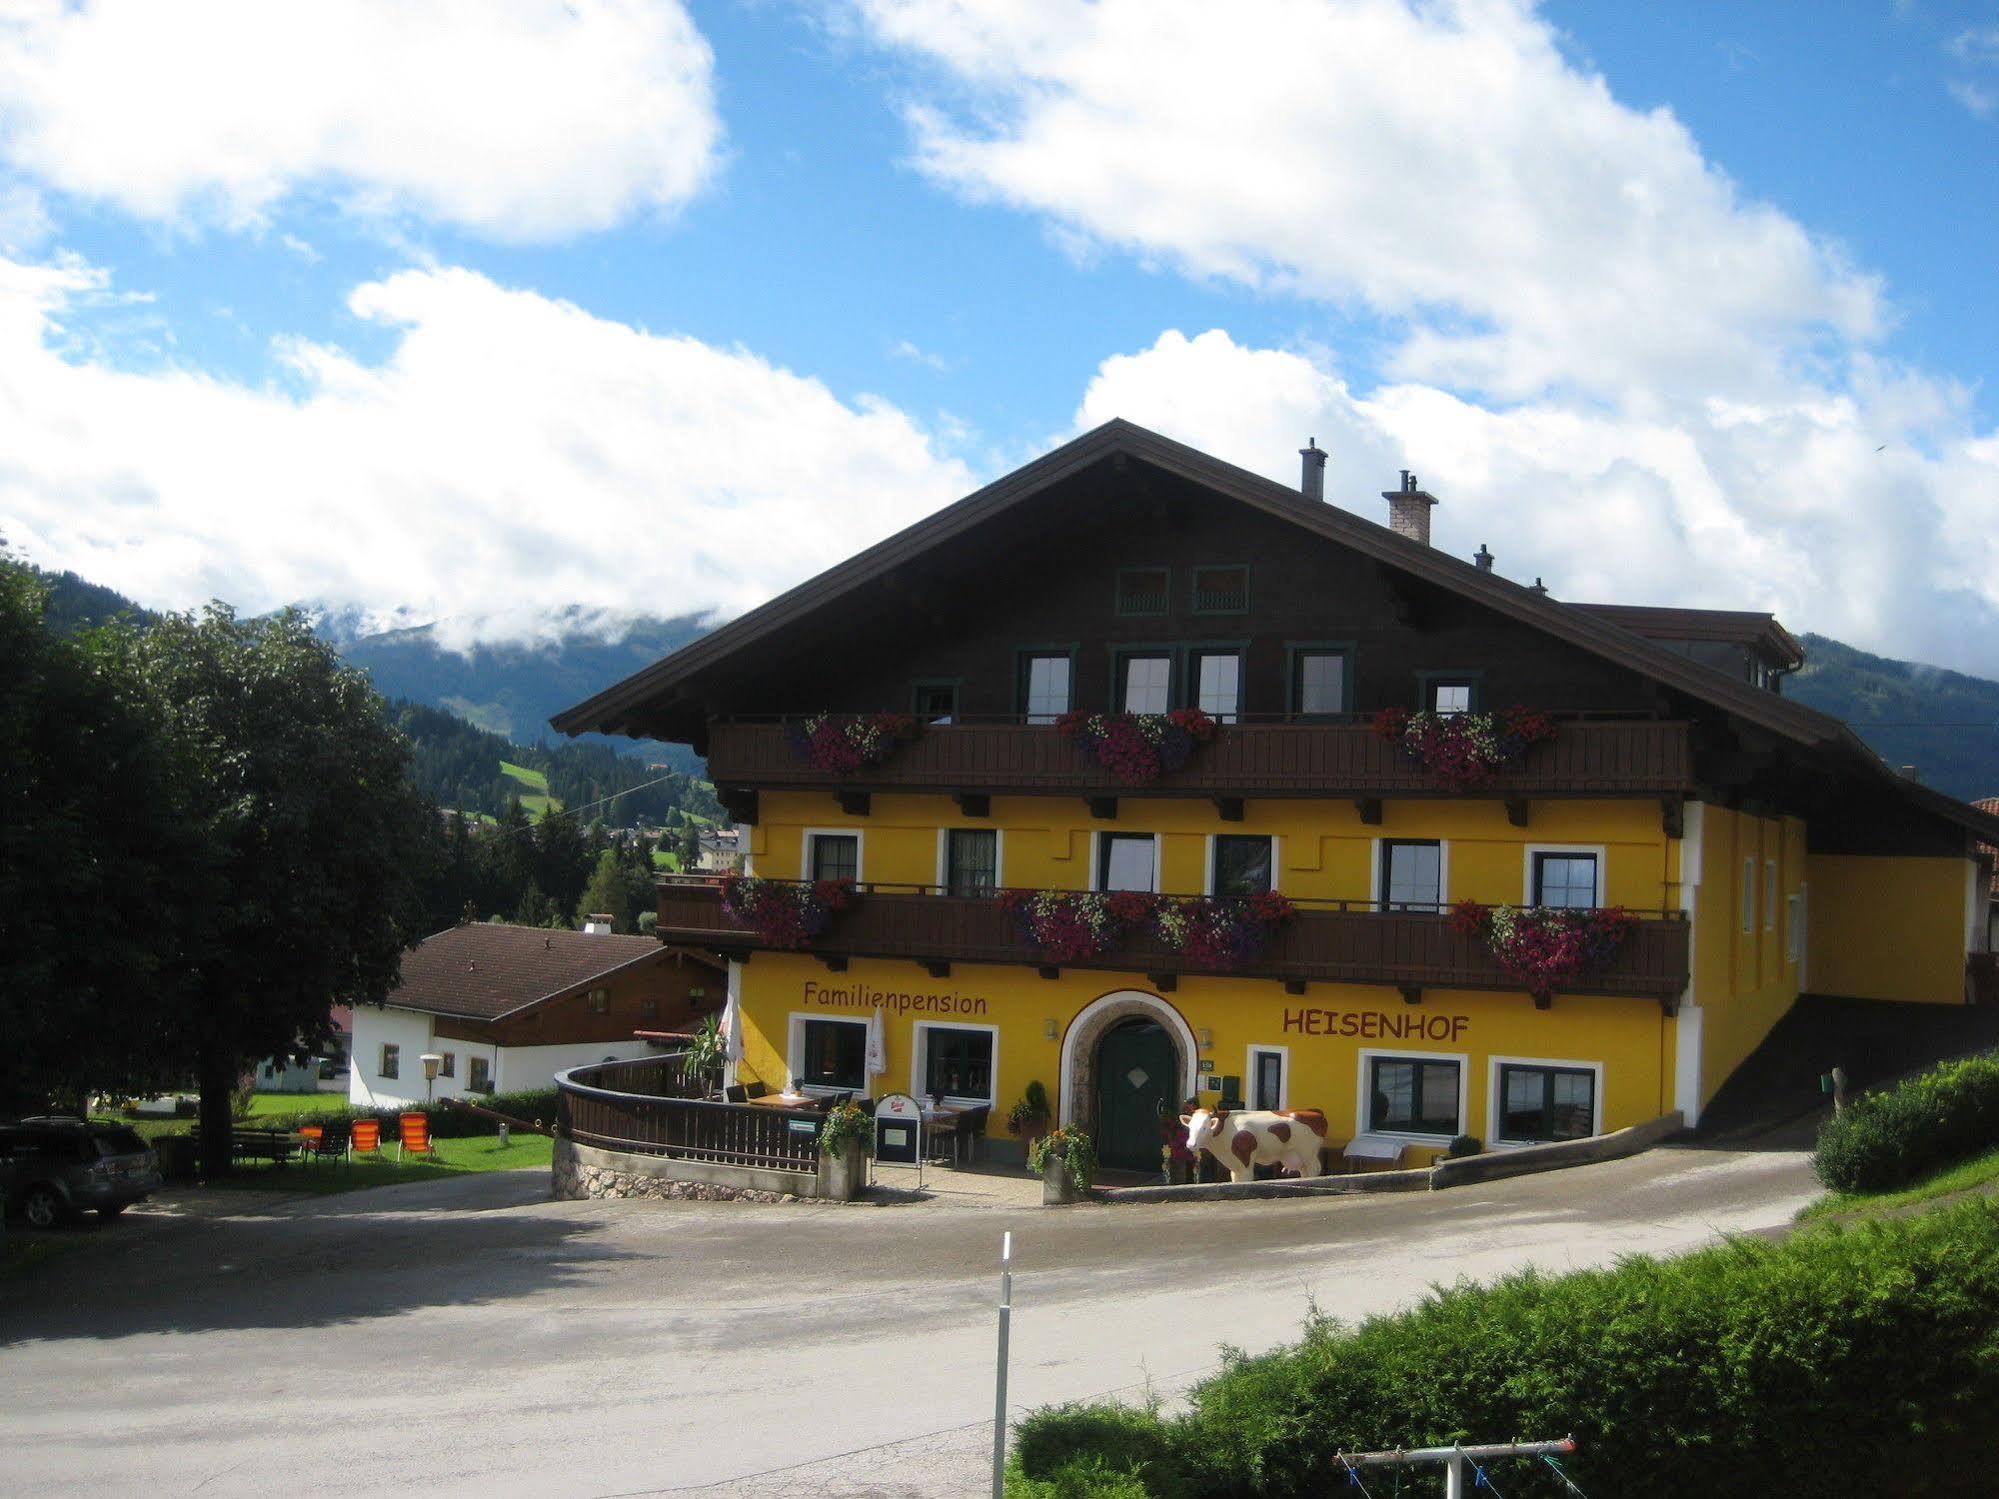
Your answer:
(854, 0), (1880, 404)
(1079, 328), (1999, 675)
(1949, 80), (1997, 119)
(0, 257), (976, 642)
(0, 0), (722, 241)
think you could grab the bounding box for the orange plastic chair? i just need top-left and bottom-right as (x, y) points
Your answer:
(349, 1117), (382, 1160)
(298, 1125), (323, 1165)
(398, 1112), (435, 1161)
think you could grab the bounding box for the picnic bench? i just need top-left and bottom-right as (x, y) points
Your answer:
(228, 1127), (300, 1167)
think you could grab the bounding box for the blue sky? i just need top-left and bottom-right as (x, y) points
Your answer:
(3, 1), (1997, 673)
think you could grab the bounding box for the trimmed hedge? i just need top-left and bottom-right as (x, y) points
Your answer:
(1814, 1051), (1999, 1194)
(1009, 1201), (1999, 1498)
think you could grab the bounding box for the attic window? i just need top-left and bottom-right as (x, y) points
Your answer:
(1192, 564), (1249, 614)
(1116, 567), (1170, 617)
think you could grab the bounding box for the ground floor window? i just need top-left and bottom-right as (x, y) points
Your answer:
(1248, 1046), (1286, 1110)
(1366, 1055), (1461, 1136)
(1497, 1063), (1596, 1143)
(468, 1056), (492, 1094)
(1212, 834), (1274, 896)
(439, 1052), (455, 1079)
(798, 1018), (867, 1091)
(380, 1043), (399, 1080)
(922, 1026), (994, 1103)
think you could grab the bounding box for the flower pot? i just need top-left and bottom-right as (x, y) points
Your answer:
(818, 1136), (867, 1201)
(1042, 1153), (1083, 1206)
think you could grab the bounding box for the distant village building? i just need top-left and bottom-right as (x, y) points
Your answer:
(349, 923), (722, 1110)
(695, 827), (745, 873)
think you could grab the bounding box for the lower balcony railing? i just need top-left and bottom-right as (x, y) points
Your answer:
(657, 877), (1691, 1004)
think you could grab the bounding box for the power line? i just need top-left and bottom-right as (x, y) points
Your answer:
(450, 770), (688, 841)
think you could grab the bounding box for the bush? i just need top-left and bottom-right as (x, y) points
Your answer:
(1008, 1201), (1999, 1497)
(1813, 1051), (1999, 1194)
(222, 1087), (560, 1140)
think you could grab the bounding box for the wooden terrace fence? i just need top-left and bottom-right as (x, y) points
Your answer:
(555, 1053), (824, 1172)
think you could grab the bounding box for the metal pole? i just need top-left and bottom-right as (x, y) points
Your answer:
(991, 1230), (1013, 1499)
(1445, 1446), (1464, 1499)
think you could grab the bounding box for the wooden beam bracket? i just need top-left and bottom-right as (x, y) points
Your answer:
(1504, 797), (1529, 829)
(1533, 992), (1553, 1011)
(1087, 795), (1119, 821)
(921, 959), (951, 979)
(1214, 796), (1245, 823)
(836, 790), (871, 817)
(1354, 796), (1383, 826)
(719, 788), (759, 826)
(954, 792), (991, 818)
(1283, 977), (1307, 996)
(1398, 984), (1423, 1006)
(1661, 794), (1685, 840)
(1148, 973), (1178, 993)
(1036, 965), (1061, 981)
(821, 954), (850, 973)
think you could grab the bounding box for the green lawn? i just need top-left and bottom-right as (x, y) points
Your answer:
(499, 759), (561, 817)
(203, 1133), (554, 1194)
(652, 848), (681, 871)
(245, 1091), (349, 1118)
(1800, 1144), (1999, 1221)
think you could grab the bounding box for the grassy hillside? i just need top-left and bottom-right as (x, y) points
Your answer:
(1788, 634), (1999, 801)
(498, 759), (560, 816)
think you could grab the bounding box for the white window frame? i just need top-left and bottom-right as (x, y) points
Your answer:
(786, 1011), (870, 1097)
(1373, 837), (1451, 910)
(1090, 830), (1163, 894)
(910, 1019), (1001, 1110)
(1741, 857), (1755, 934)
(380, 1042), (400, 1080)
(1764, 859), (1778, 932)
(1785, 891), (1804, 965)
(1355, 1046), (1469, 1144)
(1487, 1054), (1605, 1148)
(1245, 1044), (1290, 1111)
(1205, 833), (1281, 897)
(1522, 844), (1606, 907)
(799, 827), (866, 885)
(934, 827), (1005, 894)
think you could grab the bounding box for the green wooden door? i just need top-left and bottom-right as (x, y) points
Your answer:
(1094, 1019), (1177, 1172)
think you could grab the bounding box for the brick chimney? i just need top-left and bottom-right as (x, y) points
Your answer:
(1299, 438), (1327, 502)
(1382, 470), (1438, 546)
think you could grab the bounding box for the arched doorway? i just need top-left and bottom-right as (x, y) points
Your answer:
(1093, 1018), (1177, 1172)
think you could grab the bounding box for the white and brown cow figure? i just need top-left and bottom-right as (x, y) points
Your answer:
(1181, 1107), (1330, 1183)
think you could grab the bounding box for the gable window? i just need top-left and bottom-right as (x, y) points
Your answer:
(588, 988), (610, 1015)
(1497, 1063), (1597, 1143)
(1367, 1055), (1461, 1137)
(1380, 839), (1443, 910)
(1191, 650), (1242, 721)
(1119, 653), (1174, 714)
(1116, 567), (1170, 616)
(912, 681), (958, 723)
(380, 1043), (400, 1080)
(640, 997), (659, 1021)
(922, 1026), (995, 1104)
(438, 1052), (456, 1079)
(468, 1056), (492, 1094)
(1097, 833), (1158, 893)
(944, 828), (999, 896)
(1021, 653), (1073, 723)
(1532, 852), (1600, 908)
(1289, 647), (1349, 719)
(1213, 834), (1274, 897)
(1191, 564), (1249, 614)
(807, 832), (861, 884)
(798, 1018), (867, 1091)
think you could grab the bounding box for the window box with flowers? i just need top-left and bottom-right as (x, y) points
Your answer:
(719, 875), (856, 948)
(998, 888), (1156, 963)
(787, 712), (918, 775)
(1451, 899), (1639, 998)
(1056, 708), (1218, 786)
(1373, 706), (1556, 792)
(1151, 891), (1297, 971)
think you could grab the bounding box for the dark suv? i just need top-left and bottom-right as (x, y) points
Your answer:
(0, 1118), (162, 1228)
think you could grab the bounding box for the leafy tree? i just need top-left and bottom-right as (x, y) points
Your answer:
(134, 605), (433, 1175)
(0, 556), (197, 1113)
(578, 846), (656, 933)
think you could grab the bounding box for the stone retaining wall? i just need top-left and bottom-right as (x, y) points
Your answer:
(552, 1134), (849, 1203)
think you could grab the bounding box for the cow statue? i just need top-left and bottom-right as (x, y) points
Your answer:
(1181, 1107), (1330, 1183)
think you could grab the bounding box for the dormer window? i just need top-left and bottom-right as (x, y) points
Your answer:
(1192, 564), (1249, 614)
(1116, 567), (1170, 617)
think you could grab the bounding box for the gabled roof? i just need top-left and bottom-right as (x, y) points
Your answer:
(555, 418), (1999, 845)
(1570, 603), (1805, 671)
(384, 923), (704, 1022)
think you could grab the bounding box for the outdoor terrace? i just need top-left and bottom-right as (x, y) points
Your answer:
(656, 876), (1692, 1007)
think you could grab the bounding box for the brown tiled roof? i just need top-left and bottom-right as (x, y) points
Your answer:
(387, 923), (668, 1021)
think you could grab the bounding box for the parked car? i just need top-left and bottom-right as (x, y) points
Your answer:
(0, 1117), (162, 1228)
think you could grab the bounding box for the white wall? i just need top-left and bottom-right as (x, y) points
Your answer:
(349, 1007), (436, 1110)
(497, 1038), (655, 1095)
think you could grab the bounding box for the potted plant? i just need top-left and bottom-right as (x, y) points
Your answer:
(1006, 1080), (1053, 1155)
(1029, 1125), (1096, 1205)
(816, 1100), (873, 1201)
(682, 1016), (727, 1096)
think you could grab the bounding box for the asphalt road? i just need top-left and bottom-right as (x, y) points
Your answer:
(0, 1140), (1816, 1498)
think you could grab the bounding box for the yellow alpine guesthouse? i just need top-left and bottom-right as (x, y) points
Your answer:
(555, 421), (1999, 1173)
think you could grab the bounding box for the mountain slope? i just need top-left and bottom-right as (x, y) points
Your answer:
(1787, 635), (1999, 802)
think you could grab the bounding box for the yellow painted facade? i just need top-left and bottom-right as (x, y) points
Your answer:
(727, 790), (1979, 1149)
(1806, 853), (1974, 1006)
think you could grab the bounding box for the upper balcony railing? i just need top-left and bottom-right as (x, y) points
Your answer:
(704, 713), (1694, 800)
(656, 876), (1691, 1006)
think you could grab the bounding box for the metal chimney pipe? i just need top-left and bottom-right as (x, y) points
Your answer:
(1299, 439), (1327, 502)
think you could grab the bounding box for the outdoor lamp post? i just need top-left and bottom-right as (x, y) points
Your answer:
(420, 1052), (443, 1105)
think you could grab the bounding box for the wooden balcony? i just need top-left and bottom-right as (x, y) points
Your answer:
(704, 716), (1694, 804)
(657, 878), (1691, 1006)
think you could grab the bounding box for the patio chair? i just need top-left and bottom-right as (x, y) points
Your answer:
(743, 1079), (772, 1099)
(724, 1084), (748, 1103)
(398, 1112), (436, 1161)
(310, 1120), (350, 1165)
(349, 1117), (383, 1160)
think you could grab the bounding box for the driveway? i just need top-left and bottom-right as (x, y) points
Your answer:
(0, 1139), (1816, 1497)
